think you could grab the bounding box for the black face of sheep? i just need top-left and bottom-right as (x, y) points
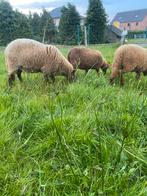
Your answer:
(101, 63), (109, 74)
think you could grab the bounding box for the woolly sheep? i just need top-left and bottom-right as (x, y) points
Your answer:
(110, 44), (147, 86)
(67, 47), (109, 75)
(5, 39), (75, 86)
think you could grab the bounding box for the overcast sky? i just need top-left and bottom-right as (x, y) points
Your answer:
(9, 0), (147, 20)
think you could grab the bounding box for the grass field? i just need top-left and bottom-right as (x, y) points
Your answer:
(0, 44), (146, 195)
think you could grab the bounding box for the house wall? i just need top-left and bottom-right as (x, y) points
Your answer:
(53, 18), (60, 27)
(119, 16), (147, 31)
(53, 17), (86, 28)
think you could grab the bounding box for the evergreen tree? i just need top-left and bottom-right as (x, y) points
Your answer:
(0, 0), (15, 45)
(59, 3), (80, 45)
(13, 11), (32, 39)
(29, 12), (41, 41)
(40, 9), (56, 43)
(86, 0), (107, 44)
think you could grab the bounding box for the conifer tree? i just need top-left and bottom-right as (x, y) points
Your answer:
(86, 0), (107, 44)
(40, 9), (56, 43)
(59, 3), (80, 45)
(13, 11), (32, 39)
(0, 0), (15, 45)
(29, 12), (41, 41)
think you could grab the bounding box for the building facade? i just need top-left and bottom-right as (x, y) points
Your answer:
(111, 9), (147, 31)
(50, 7), (86, 28)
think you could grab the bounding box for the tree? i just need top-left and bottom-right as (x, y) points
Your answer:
(29, 12), (41, 41)
(59, 3), (80, 45)
(0, 0), (15, 45)
(40, 9), (56, 43)
(13, 10), (32, 39)
(86, 0), (107, 44)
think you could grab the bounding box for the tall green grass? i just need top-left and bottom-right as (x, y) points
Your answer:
(0, 44), (146, 195)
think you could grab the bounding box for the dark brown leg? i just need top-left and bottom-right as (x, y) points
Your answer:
(143, 70), (147, 76)
(17, 68), (23, 82)
(8, 73), (15, 87)
(43, 74), (49, 82)
(96, 68), (99, 75)
(101, 68), (107, 75)
(109, 67), (119, 85)
(50, 74), (55, 83)
(85, 69), (89, 75)
(119, 70), (124, 86)
(136, 71), (141, 80)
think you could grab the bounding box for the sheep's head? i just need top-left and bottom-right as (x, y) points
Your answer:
(101, 62), (110, 74)
(69, 69), (76, 82)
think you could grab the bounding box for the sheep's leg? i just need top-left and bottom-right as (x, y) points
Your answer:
(43, 74), (49, 82)
(8, 73), (15, 87)
(135, 71), (141, 80)
(17, 67), (23, 82)
(109, 66), (119, 84)
(41, 66), (51, 83)
(85, 69), (89, 75)
(119, 70), (124, 86)
(143, 70), (147, 76)
(96, 68), (99, 75)
(101, 67), (107, 75)
(50, 74), (55, 83)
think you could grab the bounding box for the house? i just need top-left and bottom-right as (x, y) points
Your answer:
(50, 7), (62, 28)
(50, 7), (86, 28)
(105, 25), (122, 43)
(111, 9), (147, 31)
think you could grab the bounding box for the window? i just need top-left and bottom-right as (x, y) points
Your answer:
(128, 23), (130, 26)
(136, 22), (138, 26)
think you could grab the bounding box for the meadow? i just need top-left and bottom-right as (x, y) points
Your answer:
(0, 44), (146, 195)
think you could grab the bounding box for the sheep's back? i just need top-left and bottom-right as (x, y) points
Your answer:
(5, 39), (47, 69)
(114, 44), (145, 71)
(69, 47), (103, 69)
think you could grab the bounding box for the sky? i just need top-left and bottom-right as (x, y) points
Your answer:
(9, 0), (147, 20)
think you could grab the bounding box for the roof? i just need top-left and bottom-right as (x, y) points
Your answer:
(111, 8), (147, 24)
(50, 7), (86, 20)
(108, 25), (122, 37)
(50, 7), (62, 19)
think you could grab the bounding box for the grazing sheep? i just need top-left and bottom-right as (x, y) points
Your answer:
(110, 44), (147, 86)
(5, 38), (75, 86)
(67, 47), (109, 75)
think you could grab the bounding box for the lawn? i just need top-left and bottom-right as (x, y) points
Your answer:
(0, 44), (146, 195)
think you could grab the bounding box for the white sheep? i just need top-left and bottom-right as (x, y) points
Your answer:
(5, 38), (75, 86)
(110, 44), (147, 85)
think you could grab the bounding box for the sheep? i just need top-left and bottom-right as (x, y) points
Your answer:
(5, 38), (75, 86)
(110, 44), (147, 86)
(67, 47), (109, 76)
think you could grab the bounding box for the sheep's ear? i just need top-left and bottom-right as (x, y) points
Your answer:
(46, 46), (49, 55)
